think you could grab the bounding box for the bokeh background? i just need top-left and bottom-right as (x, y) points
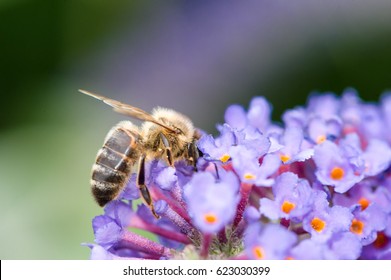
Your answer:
(1, 0), (391, 259)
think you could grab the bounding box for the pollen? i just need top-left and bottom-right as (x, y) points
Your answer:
(220, 154), (231, 163)
(204, 213), (218, 224)
(281, 200), (296, 214)
(311, 217), (326, 232)
(244, 173), (256, 180)
(316, 135), (327, 144)
(330, 166), (345, 180)
(252, 246), (265, 259)
(350, 219), (364, 235)
(280, 154), (291, 163)
(358, 198), (370, 211)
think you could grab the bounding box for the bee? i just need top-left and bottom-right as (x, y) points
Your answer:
(80, 89), (200, 218)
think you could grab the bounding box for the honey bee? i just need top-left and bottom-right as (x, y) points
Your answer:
(80, 89), (200, 218)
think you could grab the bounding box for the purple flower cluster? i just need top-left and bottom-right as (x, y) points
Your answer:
(84, 89), (391, 259)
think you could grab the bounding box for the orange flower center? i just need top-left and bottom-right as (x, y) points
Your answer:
(219, 154), (231, 163)
(358, 198), (370, 211)
(252, 246), (265, 259)
(350, 219), (364, 235)
(311, 217), (326, 232)
(280, 154), (291, 163)
(281, 201), (296, 214)
(244, 173), (256, 180)
(204, 213), (218, 224)
(330, 166), (345, 180)
(316, 135), (327, 144)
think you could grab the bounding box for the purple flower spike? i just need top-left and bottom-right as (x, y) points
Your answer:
(85, 90), (391, 259)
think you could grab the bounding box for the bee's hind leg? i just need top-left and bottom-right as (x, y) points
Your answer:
(137, 154), (160, 219)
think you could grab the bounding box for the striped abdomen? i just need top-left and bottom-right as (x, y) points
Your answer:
(91, 122), (140, 206)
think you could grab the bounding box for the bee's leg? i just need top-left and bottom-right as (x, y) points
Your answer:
(159, 133), (173, 166)
(187, 141), (199, 171)
(137, 154), (159, 219)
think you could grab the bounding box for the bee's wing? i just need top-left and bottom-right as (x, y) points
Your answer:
(79, 89), (177, 133)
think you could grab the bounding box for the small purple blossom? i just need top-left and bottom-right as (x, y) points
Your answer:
(225, 97), (273, 133)
(313, 140), (364, 193)
(260, 172), (315, 221)
(307, 116), (342, 144)
(230, 146), (280, 186)
(184, 170), (240, 234)
(302, 191), (353, 243)
(350, 204), (387, 245)
(244, 223), (297, 260)
(289, 232), (362, 260)
(85, 90), (391, 259)
(272, 126), (314, 164)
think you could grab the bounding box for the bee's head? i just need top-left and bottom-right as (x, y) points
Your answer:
(152, 107), (195, 141)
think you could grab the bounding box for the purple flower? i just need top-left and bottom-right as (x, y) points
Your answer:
(361, 231), (391, 259)
(224, 97), (273, 133)
(272, 126), (314, 164)
(349, 204), (387, 245)
(313, 140), (364, 193)
(282, 107), (308, 129)
(333, 179), (391, 215)
(289, 232), (362, 260)
(224, 104), (248, 130)
(260, 172), (315, 221)
(197, 124), (238, 162)
(230, 145), (280, 186)
(183, 170), (240, 234)
(244, 223), (297, 260)
(198, 123), (270, 164)
(119, 174), (140, 201)
(155, 166), (177, 190)
(307, 116), (342, 144)
(361, 139), (391, 176)
(302, 191), (353, 243)
(307, 93), (341, 120)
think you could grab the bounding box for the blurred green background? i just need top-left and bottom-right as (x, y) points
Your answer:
(1, 0), (391, 259)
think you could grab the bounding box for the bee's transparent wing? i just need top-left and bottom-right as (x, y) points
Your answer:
(79, 89), (176, 133)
